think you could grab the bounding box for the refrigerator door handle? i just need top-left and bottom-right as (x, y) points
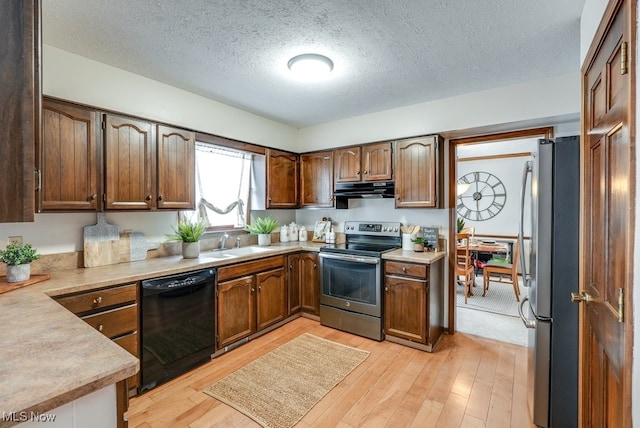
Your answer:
(518, 296), (536, 328)
(518, 160), (532, 287)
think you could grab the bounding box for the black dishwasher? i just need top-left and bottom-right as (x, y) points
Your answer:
(140, 268), (216, 393)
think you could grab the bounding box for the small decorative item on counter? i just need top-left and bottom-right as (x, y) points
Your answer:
(245, 216), (279, 246)
(166, 219), (207, 258)
(0, 242), (40, 283)
(280, 225), (290, 242)
(325, 226), (336, 244)
(299, 226), (308, 241)
(410, 236), (427, 252)
(289, 222), (298, 241)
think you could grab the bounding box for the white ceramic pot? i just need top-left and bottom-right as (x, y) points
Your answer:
(258, 234), (271, 246)
(6, 264), (30, 283)
(182, 241), (200, 258)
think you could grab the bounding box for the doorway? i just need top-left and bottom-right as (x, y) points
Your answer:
(448, 127), (553, 345)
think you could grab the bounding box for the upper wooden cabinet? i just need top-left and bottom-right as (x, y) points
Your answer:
(104, 114), (195, 210)
(39, 99), (101, 211)
(0, 0), (39, 222)
(266, 149), (299, 208)
(300, 151), (334, 208)
(334, 142), (392, 183)
(394, 135), (444, 208)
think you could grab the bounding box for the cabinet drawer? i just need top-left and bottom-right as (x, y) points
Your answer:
(384, 261), (427, 278)
(56, 283), (137, 315)
(113, 331), (139, 390)
(82, 304), (137, 339)
(218, 255), (285, 282)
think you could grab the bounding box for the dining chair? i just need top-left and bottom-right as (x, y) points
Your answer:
(482, 238), (521, 301)
(456, 232), (475, 303)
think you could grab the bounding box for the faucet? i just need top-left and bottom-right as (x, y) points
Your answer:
(236, 236), (241, 248)
(219, 233), (229, 250)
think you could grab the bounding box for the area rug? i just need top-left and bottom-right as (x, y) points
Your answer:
(204, 333), (369, 428)
(456, 277), (522, 317)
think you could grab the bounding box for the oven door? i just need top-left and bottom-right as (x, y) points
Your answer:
(318, 252), (381, 317)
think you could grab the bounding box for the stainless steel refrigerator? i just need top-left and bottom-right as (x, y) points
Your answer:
(518, 136), (579, 428)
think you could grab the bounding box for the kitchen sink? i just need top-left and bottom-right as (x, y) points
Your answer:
(204, 246), (273, 259)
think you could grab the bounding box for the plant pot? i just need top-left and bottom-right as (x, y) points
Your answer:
(413, 243), (424, 252)
(258, 234), (271, 246)
(182, 241), (200, 258)
(6, 264), (30, 283)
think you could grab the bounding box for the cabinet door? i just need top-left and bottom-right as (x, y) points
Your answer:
(300, 151), (334, 208)
(266, 149), (298, 208)
(384, 275), (427, 343)
(40, 99), (100, 211)
(217, 276), (255, 348)
(395, 135), (443, 208)
(156, 125), (195, 210)
(300, 252), (320, 314)
(362, 142), (392, 181)
(104, 115), (155, 210)
(0, 0), (38, 222)
(334, 146), (361, 182)
(256, 267), (286, 331)
(287, 254), (302, 315)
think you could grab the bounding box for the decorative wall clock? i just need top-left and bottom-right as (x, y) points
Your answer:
(456, 171), (507, 221)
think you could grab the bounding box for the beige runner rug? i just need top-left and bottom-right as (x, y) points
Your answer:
(204, 333), (370, 428)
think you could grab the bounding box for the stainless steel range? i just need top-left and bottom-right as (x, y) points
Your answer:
(318, 221), (401, 341)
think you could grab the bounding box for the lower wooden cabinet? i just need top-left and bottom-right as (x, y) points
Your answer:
(216, 256), (286, 349)
(55, 282), (140, 393)
(288, 252), (320, 316)
(383, 258), (443, 351)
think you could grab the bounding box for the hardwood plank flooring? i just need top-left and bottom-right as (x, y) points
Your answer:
(128, 318), (534, 427)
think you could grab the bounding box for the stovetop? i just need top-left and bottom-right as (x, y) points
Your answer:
(319, 221), (402, 257)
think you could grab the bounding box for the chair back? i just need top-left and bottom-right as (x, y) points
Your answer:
(456, 233), (472, 268)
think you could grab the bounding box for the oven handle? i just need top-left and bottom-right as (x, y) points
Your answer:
(318, 252), (380, 264)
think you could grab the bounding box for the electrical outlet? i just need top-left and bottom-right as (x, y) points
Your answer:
(8, 236), (23, 245)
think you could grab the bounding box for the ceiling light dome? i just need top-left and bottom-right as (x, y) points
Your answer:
(287, 53), (334, 80)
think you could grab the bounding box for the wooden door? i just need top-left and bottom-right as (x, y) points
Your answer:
(300, 252), (319, 314)
(40, 99), (100, 211)
(104, 115), (155, 210)
(287, 254), (302, 315)
(580, 0), (633, 425)
(395, 135), (443, 208)
(384, 275), (427, 343)
(334, 146), (361, 182)
(300, 151), (334, 208)
(362, 142), (392, 181)
(216, 276), (255, 348)
(266, 149), (298, 208)
(156, 124), (195, 210)
(255, 267), (286, 331)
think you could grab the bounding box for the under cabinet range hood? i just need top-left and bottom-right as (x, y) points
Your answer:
(334, 181), (395, 209)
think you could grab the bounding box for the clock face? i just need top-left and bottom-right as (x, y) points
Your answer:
(457, 171), (507, 221)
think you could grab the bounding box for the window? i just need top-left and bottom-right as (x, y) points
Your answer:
(183, 143), (252, 229)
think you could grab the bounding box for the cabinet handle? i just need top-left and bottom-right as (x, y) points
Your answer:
(158, 195), (164, 201)
(258, 286), (261, 292)
(396, 195), (400, 200)
(363, 170), (368, 174)
(385, 286), (389, 292)
(89, 193), (97, 201)
(251, 288), (255, 292)
(313, 263), (317, 269)
(290, 265), (293, 269)
(145, 195), (152, 201)
(356, 171), (360, 175)
(402, 267), (407, 273)
(93, 296), (103, 305)
(97, 324), (103, 332)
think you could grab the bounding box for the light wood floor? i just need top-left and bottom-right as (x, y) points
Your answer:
(128, 317), (533, 427)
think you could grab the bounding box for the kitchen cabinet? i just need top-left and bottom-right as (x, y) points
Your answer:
(266, 149), (299, 208)
(55, 282), (140, 393)
(216, 256), (286, 348)
(383, 258), (443, 351)
(39, 98), (101, 211)
(334, 142), (392, 183)
(300, 151), (334, 208)
(104, 115), (195, 210)
(0, 0), (39, 222)
(394, 135), (444, 208)
(287, 252), (320, 316)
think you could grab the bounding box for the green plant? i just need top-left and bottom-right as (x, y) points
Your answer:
(457, 217), (466, 233)
(411, 236), (427, 245)
(167, 220), (206, 243)
(0, 243), (40, 266)
(245, 216), (279, 234)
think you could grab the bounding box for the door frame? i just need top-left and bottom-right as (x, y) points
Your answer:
(447, 126), (553, 333)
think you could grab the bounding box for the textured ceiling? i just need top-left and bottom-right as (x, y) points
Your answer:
(42, 0), (585, 128)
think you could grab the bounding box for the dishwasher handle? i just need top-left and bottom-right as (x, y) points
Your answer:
(142, 268), (216, 291)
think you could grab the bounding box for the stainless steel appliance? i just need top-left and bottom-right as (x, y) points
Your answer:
(333, 181), (395, 209)
(319, 221), (401, 341)
(140, 268), (216, 393)
(518, 137), (579, 427)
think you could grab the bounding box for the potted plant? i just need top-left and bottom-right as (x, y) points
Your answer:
(0, 242), (40, 283)
(245, 216), (279, 246)
(167, 220), (206, 258)
(457, 217), (466, 233)
(411, 236), (427, 252)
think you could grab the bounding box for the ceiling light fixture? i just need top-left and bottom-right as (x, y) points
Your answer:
(287, 53), (334, 80)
